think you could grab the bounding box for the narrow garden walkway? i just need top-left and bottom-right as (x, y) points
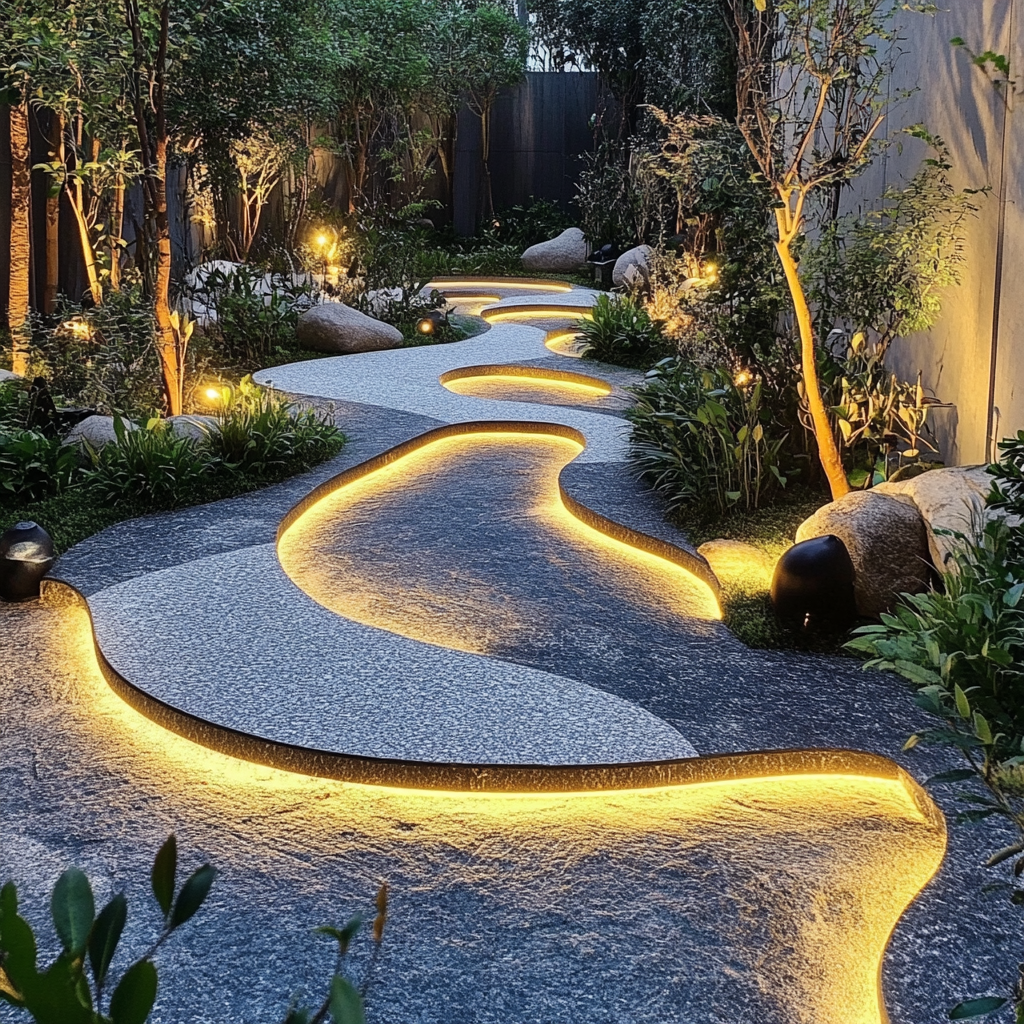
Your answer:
(0, 280), (1008, 1023)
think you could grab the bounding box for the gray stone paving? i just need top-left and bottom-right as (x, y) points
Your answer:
(0, 279), (1011, 1023)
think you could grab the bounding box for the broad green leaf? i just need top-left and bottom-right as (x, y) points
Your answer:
(954, 684), (970, 720)
(151, 836), (177, 919)
(51, 869), (95, 958)
(949, 995), (1007, 1019)
(168, 865), (216, 931)
(328, 975), (365, 1024)
(88, 893), (127, 992)
(109, 960), (157, 1024)
(974, 712), (993, 745)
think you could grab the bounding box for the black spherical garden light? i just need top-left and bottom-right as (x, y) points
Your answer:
(0, 521), (55, 602)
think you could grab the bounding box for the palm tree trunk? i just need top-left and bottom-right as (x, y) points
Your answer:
(8, 96), (32, 375)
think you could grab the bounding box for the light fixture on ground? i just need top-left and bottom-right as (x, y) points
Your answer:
(0, 521), (55, 601)
(416, 309), (447, 336)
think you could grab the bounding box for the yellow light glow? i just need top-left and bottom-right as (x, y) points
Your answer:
(733, 369), (753, 388)
(25, 589), (945, 1024)
(440, 365), (612, 403)
(277, 427), (721, 653)
(61, 318), (92, 340)
(483, 305), (595, 324)
(316, 234), (327, 247)
(204, 387), (222, 402)
(417, 318), (435, 334)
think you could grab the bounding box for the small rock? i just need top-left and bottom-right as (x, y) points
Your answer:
(62, 415), (137, 448)
(612, 245), (652, 288)
(0, 369), (22, 382)
(874, 466), (992, 571)
(296, 302), (403, 354)
(521, 228), (589, 273)
(697, 539), (774, 582)
(168, 414), (219, 441)
(795, 491), (933, 617)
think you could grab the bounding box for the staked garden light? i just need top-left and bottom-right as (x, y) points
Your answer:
(416, 309), (446, 336)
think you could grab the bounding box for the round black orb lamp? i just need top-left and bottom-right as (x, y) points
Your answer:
(0, 521), (56, 602)
(416, 309), (446, 336)
(770, 534), (857, 633)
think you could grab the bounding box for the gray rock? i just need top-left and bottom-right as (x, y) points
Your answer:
(874, 466), (993, 571)
(168, 414), (219, 441)
(795, 491), (933, 616)
(296, 302), (403, 354)
(521, 228), (589, 273)
(62, 415), (136, 448)
(0, 369), (22, 382)
(612, 245), (652, 287)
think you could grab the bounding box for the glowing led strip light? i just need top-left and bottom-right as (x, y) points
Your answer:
(439, 364), (613, 397)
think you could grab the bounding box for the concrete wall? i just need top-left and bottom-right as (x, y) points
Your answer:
(859, 0), (1020, 464)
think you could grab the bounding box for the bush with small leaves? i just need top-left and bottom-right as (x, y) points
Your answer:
(0, 835), (215, 1024)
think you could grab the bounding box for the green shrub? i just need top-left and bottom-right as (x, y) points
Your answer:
(0, 430), (81, 503)
(188, 265), (309, 368)
(576, 294), (670, 369)
(848, 436), (1024, 1020)
(0, 835), (215, 1024)
(627, 358), (790, 516)
(26, 289), (163, 419)
(0, 380), (30, 430)
(83, 418), (213, 508)
(203, 377), (345, 477)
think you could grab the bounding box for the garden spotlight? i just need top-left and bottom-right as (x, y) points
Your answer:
(416, 310), (446, 336)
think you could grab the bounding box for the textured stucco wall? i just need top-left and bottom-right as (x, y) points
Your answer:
(855, 0), (1020, 465)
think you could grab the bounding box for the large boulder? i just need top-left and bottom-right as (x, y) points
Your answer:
(0, 369), (22, 383)
(296, 302), (403, 354)
(795, 491), (933, 617)
(63, 415), (137, 448)
(521, 228), (589, 273)
(612, 245), (652, 288)
(874, 466), (993, 571)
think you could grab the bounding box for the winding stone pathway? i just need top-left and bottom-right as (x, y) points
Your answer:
(0, 279), (1008, 1023)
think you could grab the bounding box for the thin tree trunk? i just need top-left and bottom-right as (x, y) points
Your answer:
(65, 182), (104, 305)
(774, 215), (849, 501)
(110, 171), (124, 292)
(153, 143), (180, 412)
(8, 97), (32, 376)
(44, 111), (64, 315)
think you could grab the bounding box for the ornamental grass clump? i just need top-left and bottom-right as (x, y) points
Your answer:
(627, 358), (789, 517)
(204, 376), (345, 478)
(576, 294), (671, 369)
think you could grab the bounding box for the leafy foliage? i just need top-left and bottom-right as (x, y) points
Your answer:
(0, 836), (215, 1024)
(628, 358), (790, 516)
(848, 436), (1024, 1020)
(576, 294), (670, 369)
(203, 377), (344, 477)
(0, 430), (81, 503)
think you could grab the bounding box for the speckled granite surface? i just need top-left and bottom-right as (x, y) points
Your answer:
(1, 281), (1011, 1024)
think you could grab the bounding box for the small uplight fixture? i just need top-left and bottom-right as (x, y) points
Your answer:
(703, 261), (718, 284)
(204, 386), (225, 405)
(316, 232), (328, 248)
(416, 309), (446, 336)
(733, 368), (753, 388)
(61, 318), (92, 340)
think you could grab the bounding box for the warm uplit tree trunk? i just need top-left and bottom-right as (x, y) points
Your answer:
(152, 136), (181, 413)
(44, 111), (64, 315)
(110, 169), (125, 292)
(7, 96), (32, 376)
(774, 198), (849, 501)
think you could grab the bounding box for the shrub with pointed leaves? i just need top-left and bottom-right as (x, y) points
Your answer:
(0, 835), (214, 1024)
